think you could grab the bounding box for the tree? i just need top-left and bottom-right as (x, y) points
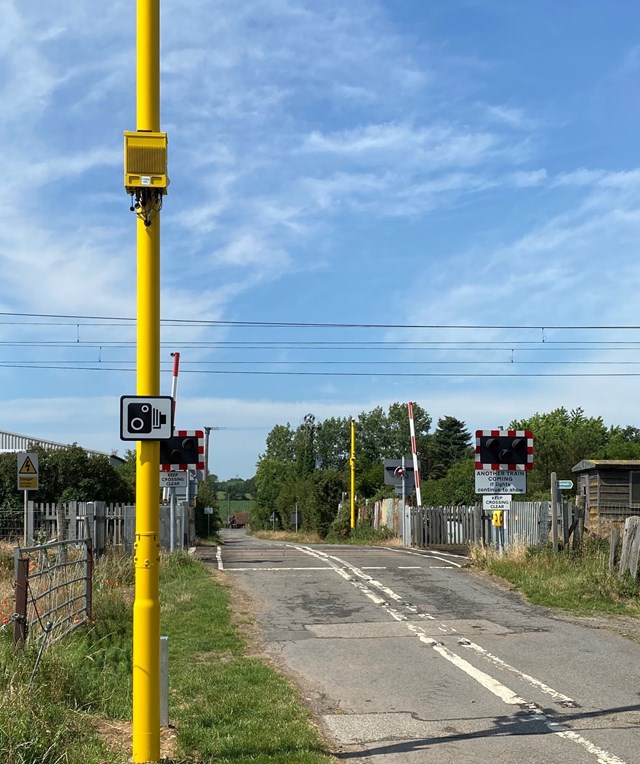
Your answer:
(421, 459), (476, 506)
(510, 407), (608, 496)
(597, 426), (640, 460)
(294, 416), (317, 478)
(0, 445), (133, 506)
(119, 449), (137, 496)
(357, 402), (431, 465)
(253, 458), (294, 528)
(429, 416), (472, 479)
(262, 424), (295, 462)
(195, 475), (220, 537)
(315, 417), (351, 470)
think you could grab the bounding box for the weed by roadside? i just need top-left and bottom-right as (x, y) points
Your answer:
(0, 548), (333, 764)
(471, 538), (640, 616)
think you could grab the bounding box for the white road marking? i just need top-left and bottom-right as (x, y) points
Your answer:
(360, 566), (387, 570)
(409, 629), (627, 763)
(458, 639), (578, 706)
(425, 554), (464, 567)
(381, 546), (465, 567)
(398, 566), (422, 569)
(224, 566), (333, 571)
(292, 545), (628, 764)
(216, 546), (224, 570)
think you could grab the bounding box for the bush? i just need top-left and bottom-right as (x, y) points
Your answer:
(324, 505), (351, 542)
(325, 507), (395, 544)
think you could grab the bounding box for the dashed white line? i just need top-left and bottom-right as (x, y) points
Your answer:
(224, 566), (333, 571)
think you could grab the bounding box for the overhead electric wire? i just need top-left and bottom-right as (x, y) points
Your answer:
(8, 358), (640, 366)
(7, 340), (640, 351)
(3, 309), (640, 331)
(1, 362), (640, 378)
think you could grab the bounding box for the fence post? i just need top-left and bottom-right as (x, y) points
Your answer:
(68, 501), (77, 541)
(550, 473), (559, 552)
(56, 503), (66, 542)
(95, 502), (106, 553)
(13, 553), (28, 645)
(84, 502), (95, 544)
(26, 501), (34, 546)
(473, 503), (482, 544)
(609, 526), (620, 573)
(85, 538), (94, 622)
(561, 496), (569, 548)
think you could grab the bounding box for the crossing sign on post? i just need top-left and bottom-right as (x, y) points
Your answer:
(17, 452), (39, 491)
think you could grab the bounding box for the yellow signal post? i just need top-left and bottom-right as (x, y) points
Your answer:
(350, 419), (356, 529)
(127, 1), (168, 761)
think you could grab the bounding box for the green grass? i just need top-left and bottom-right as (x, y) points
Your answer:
(161, 553), (332, 763)
(0, 548), (333, 763)
(0, 549), (132, 764)
(472, 538), (640, 616)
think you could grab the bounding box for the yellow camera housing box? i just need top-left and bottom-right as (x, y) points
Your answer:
(124, 131), (168, 194)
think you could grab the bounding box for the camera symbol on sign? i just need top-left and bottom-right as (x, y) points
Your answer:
(127, 402), (167, 434)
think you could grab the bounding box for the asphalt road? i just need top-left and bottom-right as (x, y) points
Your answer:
(199, 531), (640, 764)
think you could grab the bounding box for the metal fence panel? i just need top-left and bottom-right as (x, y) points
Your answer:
(410, 503), (549, 550)
(14, 539), (92, 646)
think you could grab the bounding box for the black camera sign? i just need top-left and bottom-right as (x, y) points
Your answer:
(120, 396), (174, 440)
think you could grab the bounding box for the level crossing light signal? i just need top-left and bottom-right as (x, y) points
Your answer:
(160, 430), (204, 471)
(475, 430), (534, 471)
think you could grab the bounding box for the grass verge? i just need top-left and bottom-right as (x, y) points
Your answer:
(0, 547), (333, 764)
(471, 538), (640, 616)
(161, 553), (332, 763)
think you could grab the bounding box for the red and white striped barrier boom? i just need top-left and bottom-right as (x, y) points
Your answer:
(407, 401), (422, 507)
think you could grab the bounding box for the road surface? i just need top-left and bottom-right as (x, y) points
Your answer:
(199, 530), (640, 764)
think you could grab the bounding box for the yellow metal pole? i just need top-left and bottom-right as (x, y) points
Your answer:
(133, 1), (161, 762)
(350, 419), (356, 529)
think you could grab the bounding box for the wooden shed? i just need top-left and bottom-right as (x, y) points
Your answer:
(571, 460), (640, 524)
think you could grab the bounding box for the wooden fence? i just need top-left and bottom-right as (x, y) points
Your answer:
(611, 516), (640, 580)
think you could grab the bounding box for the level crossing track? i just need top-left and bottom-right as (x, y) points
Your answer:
(199, 530), (640, 764)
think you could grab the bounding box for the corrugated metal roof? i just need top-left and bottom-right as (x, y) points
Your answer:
(0, 429), (124, 465)
(572, 459), (640, 472)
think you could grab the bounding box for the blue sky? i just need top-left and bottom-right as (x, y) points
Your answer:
(2, 1), (640, 479)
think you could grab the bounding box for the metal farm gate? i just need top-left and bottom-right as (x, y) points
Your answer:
(13, 539), (93, 646)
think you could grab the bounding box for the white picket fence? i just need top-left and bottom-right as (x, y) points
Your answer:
(15, 501), (194, 553)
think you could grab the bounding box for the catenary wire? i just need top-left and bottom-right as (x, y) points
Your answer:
(1, 362), (640, 377)
(3, 309), (640, 330)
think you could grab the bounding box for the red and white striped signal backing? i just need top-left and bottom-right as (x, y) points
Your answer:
(475, 429), (534, 471)
(161, 429), (205, 471)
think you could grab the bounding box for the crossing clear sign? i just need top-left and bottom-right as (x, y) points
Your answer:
(483, 494), (512, 512)
(17, 452), (39, 491)
(159, 471), (188, 489)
